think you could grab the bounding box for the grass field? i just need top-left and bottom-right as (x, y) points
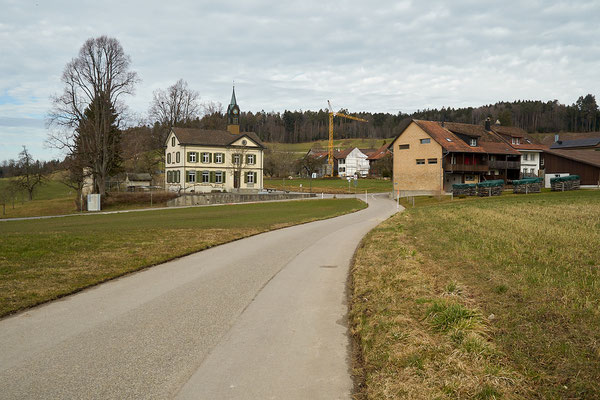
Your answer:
(265, 178), (393, 194)
(266, 138), (389, 155)
(351, 190), (600, 399)
(0, 198), (366, 317)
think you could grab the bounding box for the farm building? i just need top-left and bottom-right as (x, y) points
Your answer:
(389, 119), (521, 194)
(305, 147), (370, 177)
(544, 149), (600, 186)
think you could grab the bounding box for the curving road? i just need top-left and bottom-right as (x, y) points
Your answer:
(0, 194), (397, 399)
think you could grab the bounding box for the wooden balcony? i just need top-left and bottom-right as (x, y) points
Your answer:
(489, 160), (520, 169)
(443, 161), (488, 172)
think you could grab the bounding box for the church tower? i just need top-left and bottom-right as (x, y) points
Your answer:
(226, 86), (240, 134)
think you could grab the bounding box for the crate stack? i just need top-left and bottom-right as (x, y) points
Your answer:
(550, 175), (580, 191)
(512, 177), (542, 194)
(452, 183), (477, 196)
(476, 180), (504, 197)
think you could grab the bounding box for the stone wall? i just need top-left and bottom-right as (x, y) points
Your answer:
(167, 192), (316, 207)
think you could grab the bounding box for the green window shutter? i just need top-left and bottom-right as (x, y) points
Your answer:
(186, 171), (190, 182)
(187, 153), (191, 162)
(246, 154), (250, 164)
(210, 171), (215, 183)
(222, 171), (226, 183)
(209, 153), (213, 163)
(177, 171), (181, 183)
(244, 172), (248, 183)
(254, 172), (257, 183)
(231, 154), (235, 163)
(167, 171), (171, 183)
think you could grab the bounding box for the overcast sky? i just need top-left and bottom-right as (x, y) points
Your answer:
(1, 0), (599, 161)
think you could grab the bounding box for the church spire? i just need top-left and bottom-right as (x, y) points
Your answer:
(226, 84), (240, 134)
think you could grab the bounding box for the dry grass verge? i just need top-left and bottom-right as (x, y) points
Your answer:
(351, 190), (600, 399)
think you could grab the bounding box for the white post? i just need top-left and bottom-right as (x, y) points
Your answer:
(321, 192), (324, 199)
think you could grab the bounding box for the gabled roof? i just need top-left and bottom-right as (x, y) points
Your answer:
(490, 125), (526, 138)
(545, 149), (600, 168)
(550, 137), (600, 149)
(443, 122), (484, 137)
(364, 143), (390, 160)
(413, 120), (485, 153)
(170, 128), (264, 148)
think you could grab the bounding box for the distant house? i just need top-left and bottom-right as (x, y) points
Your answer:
(125, 173), (152, 191)
(306, 147), (370, 177)
(389, 119), (521, 194)
(338, 148), (370, 177)
(363, 144), (392, 177)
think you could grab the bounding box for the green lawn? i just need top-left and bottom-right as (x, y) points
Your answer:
(265, 178), (392, 194)
(0, 198), (366, 317)
(351, 190), (600, 399)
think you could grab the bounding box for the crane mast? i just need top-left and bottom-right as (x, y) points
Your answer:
(326, 100), (368, 177)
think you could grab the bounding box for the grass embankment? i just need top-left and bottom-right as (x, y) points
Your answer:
(266, 138), (388, 155)
(0, 198), (366, 317)
(351, 190), (600, 399)
(265, 178), (392, 194)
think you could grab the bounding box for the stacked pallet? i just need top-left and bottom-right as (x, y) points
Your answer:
(550, 175), (580, 191)
(452, 183), (477, 196)
(477, 180), (504, 197)
(513, 178), (542, 194)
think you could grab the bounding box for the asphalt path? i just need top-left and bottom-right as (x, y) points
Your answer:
(0, 194), (398, 399)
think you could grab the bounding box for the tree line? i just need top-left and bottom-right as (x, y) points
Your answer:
(5, 34), (599, 200)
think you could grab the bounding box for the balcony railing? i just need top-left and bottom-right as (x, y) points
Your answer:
(488, 160), (520, 169)
(443, 162), (489, 172)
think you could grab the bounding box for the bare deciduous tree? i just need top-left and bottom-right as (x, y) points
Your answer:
(15, 146), (45, 201)
(48, 36), (138, 196)
(148, 79), (200, 146)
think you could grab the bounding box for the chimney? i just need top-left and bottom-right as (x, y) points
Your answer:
(554, 134), (559, 143)
(485, 117), (491, 131)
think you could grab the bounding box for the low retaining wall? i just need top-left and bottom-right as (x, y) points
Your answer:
(167, 192), (317, 207)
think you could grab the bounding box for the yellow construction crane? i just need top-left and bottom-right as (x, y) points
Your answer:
(326, 100), (368, 177)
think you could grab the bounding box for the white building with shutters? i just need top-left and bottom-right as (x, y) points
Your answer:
(164, 127), (264, 193)
(164, 88), (265, 193)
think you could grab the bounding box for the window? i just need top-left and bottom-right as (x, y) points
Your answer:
(339, 167), (346, 172)
(416, 159), (425, 165)
(167, 153), (172, 164)
(398, 144), (410, 150)
(246, 154), (256, 165)
(171, 137), (175, 147)
(188, 152), (197, 163)
(215, 171), (224, 184)
(512, 137), (520, 145)
(187, 170), (196, 183)
(175, 171), (180, 183)
(202, 171), (210, 183)
(427, 158), (438, 164)
(245, 171), (257, 184)
(470, 138), (477, 147)
(232, 154), (241, 165)
(339, 159), (345, 164)
(166, 171), (171, 183)
(420, 138), (431, 144)
(176, 152), (180, 163)
(446, 138), (453, 142)
(215, 153), (224, 163)
(451, 155), (457, 165)
(202, 152), (211, 163)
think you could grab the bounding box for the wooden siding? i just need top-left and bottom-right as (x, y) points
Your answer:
(544, 152), (600, 185)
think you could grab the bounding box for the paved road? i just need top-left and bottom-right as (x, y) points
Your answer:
(0, 194), (398, 399)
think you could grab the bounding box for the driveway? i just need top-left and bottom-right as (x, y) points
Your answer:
(0, 194), (398, 399)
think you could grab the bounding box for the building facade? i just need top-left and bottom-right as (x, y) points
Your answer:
(164, 88), (265, 193)
(390, 120), (522, 195)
